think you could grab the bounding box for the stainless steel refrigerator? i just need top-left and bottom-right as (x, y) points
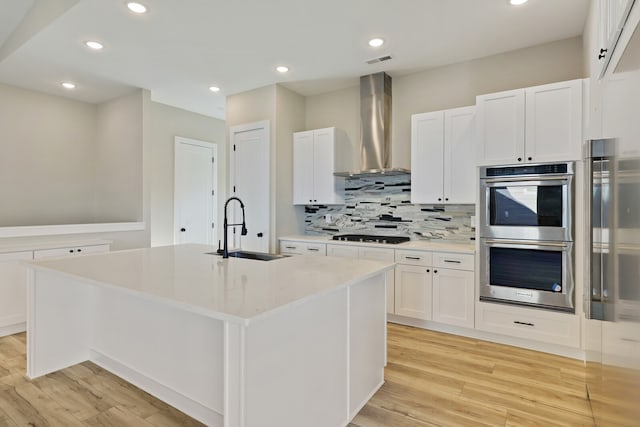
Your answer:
(584, 110), (640, 424)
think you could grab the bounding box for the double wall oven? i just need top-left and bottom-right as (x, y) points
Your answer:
(479, 162), (575, 312)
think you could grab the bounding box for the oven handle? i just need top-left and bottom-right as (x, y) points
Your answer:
(482, 175), (570, 184)
(483, 239), (571, 248)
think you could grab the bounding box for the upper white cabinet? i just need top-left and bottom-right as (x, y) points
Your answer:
(293, 127), (346, 205)
(411, 106), (476, 204)
(476, 79), (583, 166)
(597, 0), (636, 77)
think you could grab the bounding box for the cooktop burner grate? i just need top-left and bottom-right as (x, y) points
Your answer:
(332, 234), (410, 244)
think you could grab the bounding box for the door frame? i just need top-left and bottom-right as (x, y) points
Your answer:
(173, 136), (218, 245)
(229, 120), (271, 251)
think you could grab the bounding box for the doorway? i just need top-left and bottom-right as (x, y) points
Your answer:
(174, 137), (218, 245)
(229, 121), (270, 253)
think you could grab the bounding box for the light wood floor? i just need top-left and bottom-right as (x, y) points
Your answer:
(0, 324), (595, 426)
(351, 323), (595, 427)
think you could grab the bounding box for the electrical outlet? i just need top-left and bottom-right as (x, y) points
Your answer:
(324, 214), (332, 224)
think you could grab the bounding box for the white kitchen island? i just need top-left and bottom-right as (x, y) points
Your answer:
(25, 244), (393, 427)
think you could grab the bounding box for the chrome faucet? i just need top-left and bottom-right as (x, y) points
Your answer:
(221, 197), (247, 258)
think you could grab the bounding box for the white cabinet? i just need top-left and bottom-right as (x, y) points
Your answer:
(293, 127), (346, 205)
(279, 240), (326, 256)
(597, 0), (636, 76)
(326, 244), (358, 258)
(33, 244), (111, 259)
(475, 301), (581, 348)
(394, 264), (432, 320)
(0, 251), (32, 335)
(411, 106), (475, 204)
(476, 80), (583, 165)
(432, 253), (475, 329)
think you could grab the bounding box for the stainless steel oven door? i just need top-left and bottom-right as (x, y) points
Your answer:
(479, 238), (575, 312)
(479, 175), (573, 241)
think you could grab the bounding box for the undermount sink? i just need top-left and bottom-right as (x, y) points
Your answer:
(206, 250), (287, 261)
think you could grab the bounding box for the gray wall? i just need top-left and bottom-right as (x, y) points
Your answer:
(305, 36), (585, 170)
(148, 99), (226, 247)
(0, 82), (97, 226)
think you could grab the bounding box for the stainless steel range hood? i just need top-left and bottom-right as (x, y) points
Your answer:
(334, 72), (410, 178)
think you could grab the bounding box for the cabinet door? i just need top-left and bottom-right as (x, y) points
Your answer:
(394, 264), (432, 320)
(33, 244), (110, 259)
(432, 268), (474, 329)
(314, 128), (340, 204)
(525, 80), (582, 163)
(411, 112), (444, 203)
(476, 89), (525, 166)
(0, 251), (32, 333)
(444, 106), (476, 204)
(293, 131), (315, 205)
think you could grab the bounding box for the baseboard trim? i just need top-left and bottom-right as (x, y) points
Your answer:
(0, 321), (25, 338)
(89, 349), (223, 426)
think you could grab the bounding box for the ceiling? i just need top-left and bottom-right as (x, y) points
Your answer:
(0, 0), (590, 120)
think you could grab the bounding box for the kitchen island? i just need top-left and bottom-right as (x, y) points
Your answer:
(25, 244), (393, 427)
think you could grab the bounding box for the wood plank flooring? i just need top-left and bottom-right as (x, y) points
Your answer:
(0, 324), (595, 426)
(351, 323), (595, 427)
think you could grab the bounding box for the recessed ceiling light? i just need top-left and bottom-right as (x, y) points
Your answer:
(209, 86), (220, 93)
(276, 65), (289, 73)
(61, 82), (76, 89)
(368, 38), (385, 47)
(509, 0), (528, 5)
(84, 41), (104, 50)
(126, 2), (147, 14)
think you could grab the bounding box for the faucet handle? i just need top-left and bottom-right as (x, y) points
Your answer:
(241, 225), (248, 236)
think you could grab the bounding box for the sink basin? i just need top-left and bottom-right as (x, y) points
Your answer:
(205, 250), (287, 261)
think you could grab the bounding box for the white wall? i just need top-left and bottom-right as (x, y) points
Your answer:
(148, 99), (226, 247)
(0, 83), (97, 226)
(305, 36), (585, 170)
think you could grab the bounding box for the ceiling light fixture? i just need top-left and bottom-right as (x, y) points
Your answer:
(84, 41), (104, 50)
(509, 0), (528, 5)
(126, 2), (147, 14)
(276, 65), (289, 73)
(61, 82), (76, 89)
(368, 38), (385, 47)
(209, 86), (220, 93)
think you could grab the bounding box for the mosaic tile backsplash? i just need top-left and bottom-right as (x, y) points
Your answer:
(304, 175), (476, 243)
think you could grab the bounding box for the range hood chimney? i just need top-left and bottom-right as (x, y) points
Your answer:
(335, 72), (410, 178)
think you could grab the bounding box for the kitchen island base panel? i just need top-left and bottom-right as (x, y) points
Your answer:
(27, 266), (387, 427)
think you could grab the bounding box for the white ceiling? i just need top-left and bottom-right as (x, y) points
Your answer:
(0, 0), (590, 120)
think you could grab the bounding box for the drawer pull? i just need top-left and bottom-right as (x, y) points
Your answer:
(285, 246), (297, 249)
(514, 321), (535, 327)
(405, 256), (421, 260)
(307, 248), (320, 252)
(77, 249), (82, 253)
(621, 338), (640, 343)
(444, 259), (461, 264)
(69, 249), (74, 253)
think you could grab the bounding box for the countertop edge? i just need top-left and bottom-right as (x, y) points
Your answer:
(278, 235), (475, 254)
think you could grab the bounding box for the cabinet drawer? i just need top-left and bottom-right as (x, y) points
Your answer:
(358, 247), (395, 262)
(475, 302), (580, 348)
(33, 244), (110, 259)
(433, 252), (474, 271)
(279, 241), (326, 256)
(327, 244), (359, 258)
(395, 250), (432, 266)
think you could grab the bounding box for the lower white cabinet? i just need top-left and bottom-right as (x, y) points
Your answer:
(33, 243), (110, 259)
(0, 251), (32, 335)
(432, 268), (474, 328)
(279, 240), (326, 256)
(394, 264), (432, 320)
(475, 301), (580, 348)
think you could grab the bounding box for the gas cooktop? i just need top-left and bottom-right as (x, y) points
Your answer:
(332, 234), (410, 245)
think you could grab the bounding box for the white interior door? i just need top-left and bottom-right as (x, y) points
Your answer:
(174, 137), (217, 245)
(230, 121), (270, 253)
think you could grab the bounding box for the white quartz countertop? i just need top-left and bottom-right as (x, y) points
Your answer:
(26, 244), (394, 325)
(279, 235), (475, 254)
